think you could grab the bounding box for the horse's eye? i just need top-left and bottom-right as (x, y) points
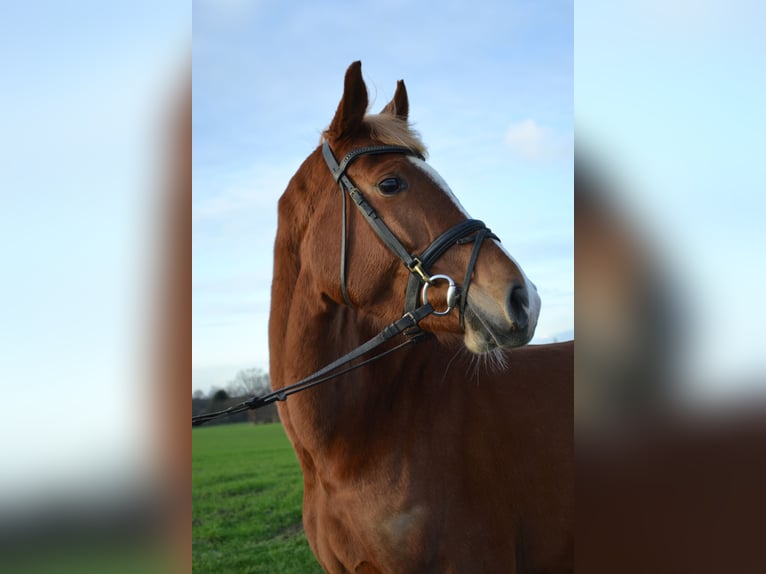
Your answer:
(377, 177), (406, 196)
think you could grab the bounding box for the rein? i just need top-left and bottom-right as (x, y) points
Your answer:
(192, 303), (434, 426)
(191, 142), (497, 427)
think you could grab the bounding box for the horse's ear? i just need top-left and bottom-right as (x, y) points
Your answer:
(380, 79), (409, 121)
(327, 61), (369, 140)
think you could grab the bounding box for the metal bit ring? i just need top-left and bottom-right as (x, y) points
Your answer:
(421, 274), (458, 316)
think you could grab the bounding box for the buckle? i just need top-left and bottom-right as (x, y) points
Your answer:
(407, 258), (431, 283)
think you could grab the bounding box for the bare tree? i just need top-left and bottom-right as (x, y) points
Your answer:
(226, 367), (270, 398)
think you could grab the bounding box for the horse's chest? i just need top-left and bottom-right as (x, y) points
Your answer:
(307, 483), (433, 573)
(375, 503), (428, 549)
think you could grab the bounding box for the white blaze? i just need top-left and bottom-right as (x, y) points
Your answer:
(407, 156), (471, 217)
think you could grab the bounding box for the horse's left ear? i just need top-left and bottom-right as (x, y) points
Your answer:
(327, 61), (369, 140)
(380, 80), (409, 121)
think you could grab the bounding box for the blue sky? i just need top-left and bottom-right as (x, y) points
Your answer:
(193, 0), (574, 394)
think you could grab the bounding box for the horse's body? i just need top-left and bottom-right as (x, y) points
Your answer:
(269, 62), (572, 573)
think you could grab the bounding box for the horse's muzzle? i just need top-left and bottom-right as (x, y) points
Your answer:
(463, 281), (540, 352)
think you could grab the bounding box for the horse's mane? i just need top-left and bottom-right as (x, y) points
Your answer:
(322, 113), (428, 159)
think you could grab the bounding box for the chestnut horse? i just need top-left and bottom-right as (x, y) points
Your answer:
(269, 62), (572, 574)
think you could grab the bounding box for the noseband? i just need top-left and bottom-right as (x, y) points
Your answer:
(321, 140), (497, 328)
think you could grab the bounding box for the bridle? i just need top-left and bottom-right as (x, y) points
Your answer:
(321, 141), (497, 327)
(192, 142), (497, 426)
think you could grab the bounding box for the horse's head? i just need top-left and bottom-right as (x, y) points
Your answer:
(284, 61), (540, 352)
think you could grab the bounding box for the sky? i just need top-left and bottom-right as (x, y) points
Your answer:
(192, 0), (574, 394)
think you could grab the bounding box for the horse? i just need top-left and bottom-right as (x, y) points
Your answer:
(268, 61), (573, 574)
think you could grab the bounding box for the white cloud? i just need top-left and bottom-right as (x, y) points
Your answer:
(504, 118), (572, 162)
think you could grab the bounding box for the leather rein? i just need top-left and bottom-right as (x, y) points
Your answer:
(192, 142), (496, 426)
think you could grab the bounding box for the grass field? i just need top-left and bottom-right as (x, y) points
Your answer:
(192, 423), (323, 573)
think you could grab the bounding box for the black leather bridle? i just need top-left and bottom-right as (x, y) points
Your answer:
(192, 142), (497, 426)
(321, 140), (497, 327)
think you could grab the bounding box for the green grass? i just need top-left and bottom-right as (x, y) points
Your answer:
(192, 423), (322, 573)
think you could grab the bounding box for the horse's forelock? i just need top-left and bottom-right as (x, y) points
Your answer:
(364, 114), (428, 158)
(321, 113), (428, 159)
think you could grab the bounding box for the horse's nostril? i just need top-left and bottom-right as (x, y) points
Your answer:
(508, 284), (529, 330)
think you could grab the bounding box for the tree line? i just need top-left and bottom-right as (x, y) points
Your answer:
(192, 367), (279, 425)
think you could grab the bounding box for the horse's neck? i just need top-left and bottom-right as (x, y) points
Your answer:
(268, 210), (464, 467)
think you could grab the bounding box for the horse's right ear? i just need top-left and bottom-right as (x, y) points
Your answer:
(327, 61), (369, 140)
